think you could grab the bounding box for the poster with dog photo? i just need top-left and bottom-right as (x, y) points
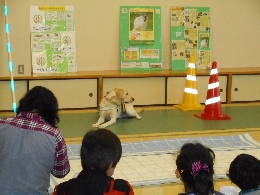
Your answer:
(30, 6), (76, 73)
(129, 8), (154, 45)
(171, 6), (211, 70)
(120, 6), (162, 71)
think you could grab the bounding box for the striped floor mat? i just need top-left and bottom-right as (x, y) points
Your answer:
(49, 133), (260, 192)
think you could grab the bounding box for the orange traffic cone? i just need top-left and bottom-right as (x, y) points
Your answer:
(194, 61), (231, 120)
(174, 56), (203, 111)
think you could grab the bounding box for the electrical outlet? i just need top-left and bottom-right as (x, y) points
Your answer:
(18, 65), (24, 74)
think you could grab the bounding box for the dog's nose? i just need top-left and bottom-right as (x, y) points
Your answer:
(132, 98), (135, 101)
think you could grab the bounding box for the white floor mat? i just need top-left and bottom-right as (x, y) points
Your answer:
(48, 133), (260, 192)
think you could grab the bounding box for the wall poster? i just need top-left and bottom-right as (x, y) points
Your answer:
(30, 6), (76, 73)
(120, 6), (162, 71)
(171, 6), (211, 70)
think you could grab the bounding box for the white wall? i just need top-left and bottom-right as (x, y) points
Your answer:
(1, 0), (260, 76)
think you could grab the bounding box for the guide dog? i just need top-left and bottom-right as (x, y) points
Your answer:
(92, 87), (142, 128)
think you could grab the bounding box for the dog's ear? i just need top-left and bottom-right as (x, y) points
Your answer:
(116, 88), (125, 101)
(110, 96), (121, 105)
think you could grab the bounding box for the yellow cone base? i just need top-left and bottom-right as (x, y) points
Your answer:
(174, 103), (204, 111)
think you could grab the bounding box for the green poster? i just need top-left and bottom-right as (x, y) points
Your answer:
(120, 6), (162, 71)
(171, 6), (211, 70)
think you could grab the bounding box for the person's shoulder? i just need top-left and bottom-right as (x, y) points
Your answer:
(214, 190), (225, 195)
(245, 190), (260, 195)
(54, 178), (84, 194)
(108, 178), (133, 194)
(0, 116), (15, 123)
(177, 191), (223, 195)
(113, 178), (132, 190)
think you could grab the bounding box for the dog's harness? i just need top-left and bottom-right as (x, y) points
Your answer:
(99, 105), (118, 111)
(99, 96), (119, 111)
(98, 96), (126, 114)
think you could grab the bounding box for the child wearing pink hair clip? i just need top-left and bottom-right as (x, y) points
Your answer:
(174, 142), (224, 195)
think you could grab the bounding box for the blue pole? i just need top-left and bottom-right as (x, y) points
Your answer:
(4, 0), (17, 115)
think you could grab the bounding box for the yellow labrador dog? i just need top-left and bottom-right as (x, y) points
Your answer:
(92, 87), (142, 128)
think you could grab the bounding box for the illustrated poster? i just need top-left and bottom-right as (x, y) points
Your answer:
(30, 6), (76, 73)
(171, 6), (210, 70)
(120, 6), (162, 71)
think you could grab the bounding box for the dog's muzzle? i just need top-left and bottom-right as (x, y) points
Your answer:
(124, 97), (134, 103)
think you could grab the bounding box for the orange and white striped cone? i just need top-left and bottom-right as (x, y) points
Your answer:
(194, 61), (231, 120)
(174, 56), (203, 111)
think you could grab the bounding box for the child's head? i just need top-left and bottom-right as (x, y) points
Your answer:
(175, 142), (215, 195)
(17, 86), (59, 127)
(80, 129), (122, 176)
(228, 154), (260, 191)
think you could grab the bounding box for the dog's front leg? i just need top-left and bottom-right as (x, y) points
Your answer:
(98, 117), (117, 129)
(135, 113), (141, 119)
(92, 117), (105, 128)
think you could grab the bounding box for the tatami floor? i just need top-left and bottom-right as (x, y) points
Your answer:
(1, 103), (260, 194)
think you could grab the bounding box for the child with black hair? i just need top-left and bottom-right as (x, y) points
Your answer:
(228, 154), (260, 195)
(174, 142), (224, 195)
(53, 129), (134, 195)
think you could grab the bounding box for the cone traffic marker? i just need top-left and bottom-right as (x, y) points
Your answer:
(174, 56), (203, 111)
(194, 61), (231, 120)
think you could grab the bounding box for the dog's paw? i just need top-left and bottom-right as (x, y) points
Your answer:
(98, 124), (107, 129)
(92, 124), (99, 128)
(135, 114), (141, 119)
